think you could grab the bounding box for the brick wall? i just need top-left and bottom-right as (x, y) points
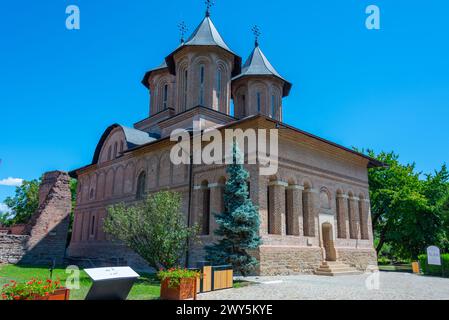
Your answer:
(0, 171), (72, 266)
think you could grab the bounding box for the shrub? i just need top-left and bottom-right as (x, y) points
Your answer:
(104, 191), (199, 270)
(418, 253), (449, 277)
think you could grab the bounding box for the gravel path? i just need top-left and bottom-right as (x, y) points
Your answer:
(198, 272), (449, 300)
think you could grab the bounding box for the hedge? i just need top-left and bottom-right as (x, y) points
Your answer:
(418, 253), (449, 277)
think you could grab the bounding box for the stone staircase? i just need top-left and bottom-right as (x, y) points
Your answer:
(314, 261), (362, 276)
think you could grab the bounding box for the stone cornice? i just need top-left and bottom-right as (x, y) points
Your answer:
(268, 181), (289, 187)
(286, 185), (304, 190)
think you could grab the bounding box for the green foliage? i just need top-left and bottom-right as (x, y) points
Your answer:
(356, 149), (449, 261)
(418, 254), (449, 278)
(205, 143), (262, 276)
(0, 211), (13, 226)
(157, 268), (200, 288)
(104, 191), (199, 270)
(3, 179), (40, 226)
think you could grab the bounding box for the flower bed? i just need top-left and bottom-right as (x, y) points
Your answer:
(1, 278), (69, 300)
(158, 268), (200, 300)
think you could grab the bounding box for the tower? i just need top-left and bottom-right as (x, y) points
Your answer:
(231, 27), (291, 121)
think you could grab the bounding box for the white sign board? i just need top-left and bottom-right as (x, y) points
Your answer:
(84, 267), (140, 281)
(427, 246), (441, 266)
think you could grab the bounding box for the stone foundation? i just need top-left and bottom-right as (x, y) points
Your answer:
(257, 245), (323, 275)
(337, 248), (378, 271)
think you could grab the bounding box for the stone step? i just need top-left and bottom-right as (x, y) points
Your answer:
(321, 261), (347, 266)
(314, 261), (362, 277)
(317, 265), (355, 271)
(314, 270), (362, 276)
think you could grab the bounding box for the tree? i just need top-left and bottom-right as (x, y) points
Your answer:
(359, 149), (447, 260)
(205, 143), (262, 276)
(3, 179), (40, 226)
(103, 191), (199, 270)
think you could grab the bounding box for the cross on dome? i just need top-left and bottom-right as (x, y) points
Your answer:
(252, 25), (261, 47)
(205, 0), (214, 17)
(178, 21), (188, 43)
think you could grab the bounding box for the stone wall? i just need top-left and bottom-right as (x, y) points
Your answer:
(337, 248), (378, 271)
(0, 171), (72, 266)
(0, 234), (29, 264)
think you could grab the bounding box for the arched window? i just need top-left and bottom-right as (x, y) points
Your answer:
(107, 146), (112, 161)
(199, 65), (205, 105)
(90, 214), (96, 237)
(241, 94), (246, 117)
(163, 84), (169, 110)
(271, 94), (276, 118)
(136, 171), (146, 200)
(119, 141), (124, 153)
(183, 70), (188, 110)
(257, 92), (261, 113)
(216, 69), (222, 110)
(113, 142), (118, 158)
(89, 188), (95, 200)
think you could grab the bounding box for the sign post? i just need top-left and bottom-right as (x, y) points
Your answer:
(427, 246), (442, 277)
(84, 267), (140, 300)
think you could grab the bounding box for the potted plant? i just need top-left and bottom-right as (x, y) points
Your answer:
(1, 278), (70, 300)
(158, 268), (200, 300)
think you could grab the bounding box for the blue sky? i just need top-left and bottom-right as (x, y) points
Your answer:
(1, 0), (448, 206)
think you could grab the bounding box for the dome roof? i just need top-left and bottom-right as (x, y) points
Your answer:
(232, 45), (292, 97)
(141, 61), (168, 89)
(165, 16), (241, 76)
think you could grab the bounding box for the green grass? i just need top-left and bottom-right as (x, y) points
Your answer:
(233, 280), (254, 289)
(0, 264), (160, 300)
(378, 264), (413, 273)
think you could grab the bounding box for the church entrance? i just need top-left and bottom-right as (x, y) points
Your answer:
(322, 222), (337, 261)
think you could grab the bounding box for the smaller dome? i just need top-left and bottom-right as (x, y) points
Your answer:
(233, 45), (292, 97)
(141, 61), (168, 89)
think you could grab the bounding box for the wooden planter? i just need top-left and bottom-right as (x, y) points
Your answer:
(36, 288), (70, 300)
(12, 288), (70, 301)
(160, 278), (197, 300)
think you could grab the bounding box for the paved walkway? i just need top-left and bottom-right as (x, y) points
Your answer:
(198, 272), (449, 300)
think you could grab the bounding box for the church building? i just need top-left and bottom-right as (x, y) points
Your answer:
(68, 5), (382, 275)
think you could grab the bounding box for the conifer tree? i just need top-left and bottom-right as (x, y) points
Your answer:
(205, 143), (262, 276)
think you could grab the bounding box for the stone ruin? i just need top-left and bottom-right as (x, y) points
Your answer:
(0, 171), (72, 266)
